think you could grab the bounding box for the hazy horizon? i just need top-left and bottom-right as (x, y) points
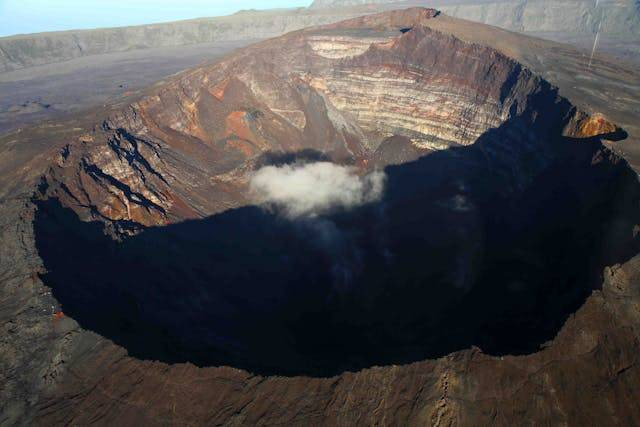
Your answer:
(0, 0), (313, 37)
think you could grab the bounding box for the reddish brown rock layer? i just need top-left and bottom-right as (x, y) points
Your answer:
(566, 111), (621, 139)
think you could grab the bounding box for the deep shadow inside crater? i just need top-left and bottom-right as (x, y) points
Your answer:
(35, 116), (640, 377)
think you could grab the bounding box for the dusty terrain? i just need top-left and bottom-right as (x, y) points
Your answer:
(0, 8), (363, 73)
(0, 41), (253, 135)
(1, 7), (640, 426)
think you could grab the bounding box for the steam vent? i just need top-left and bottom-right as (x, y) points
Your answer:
(2, 5), (640, 426)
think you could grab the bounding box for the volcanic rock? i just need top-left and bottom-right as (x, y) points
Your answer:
(1, 8), (640, 426)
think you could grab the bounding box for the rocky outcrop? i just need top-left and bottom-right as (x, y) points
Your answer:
(565, 111), (622, 139)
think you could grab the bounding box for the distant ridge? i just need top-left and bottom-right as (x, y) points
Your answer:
(1, 0), (638, 73)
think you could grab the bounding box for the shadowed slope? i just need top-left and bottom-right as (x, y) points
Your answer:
(35, 113), (640, 377)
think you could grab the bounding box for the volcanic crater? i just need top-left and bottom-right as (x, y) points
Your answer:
(33, 8), (640, 377)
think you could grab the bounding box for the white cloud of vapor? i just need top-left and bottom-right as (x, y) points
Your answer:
(250, 162), (385, 219)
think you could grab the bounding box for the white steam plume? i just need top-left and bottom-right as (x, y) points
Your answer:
(250, 162), (385, 219)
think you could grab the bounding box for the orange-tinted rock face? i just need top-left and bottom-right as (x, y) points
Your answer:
(5, 8), (640, 427)
(576, 114), (619, 138)
(563, 110), (627, 146)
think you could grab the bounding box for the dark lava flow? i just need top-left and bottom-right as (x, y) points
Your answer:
(34, 116), (640, 377)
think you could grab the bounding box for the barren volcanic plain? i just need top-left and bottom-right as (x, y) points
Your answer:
(1, 7), (640, 426)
